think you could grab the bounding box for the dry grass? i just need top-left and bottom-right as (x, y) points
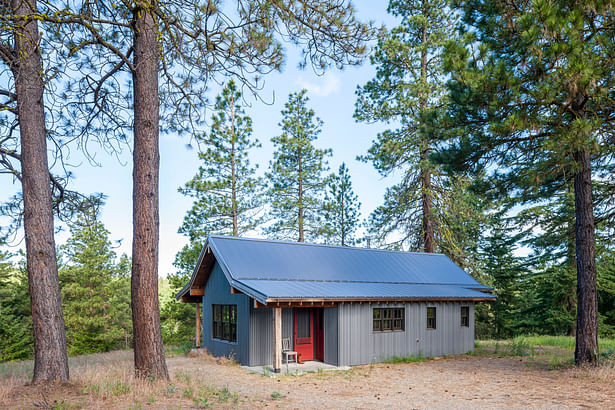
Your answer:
(2, 343), (615, 408)
(0, 349), (240, 408)
(568, 359), (615, 383)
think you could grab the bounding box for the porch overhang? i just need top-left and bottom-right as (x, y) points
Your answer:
(254, 295), (495, 308)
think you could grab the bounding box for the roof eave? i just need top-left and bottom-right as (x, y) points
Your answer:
(264, 296), (496, 304)
(175, 236), (212, 302)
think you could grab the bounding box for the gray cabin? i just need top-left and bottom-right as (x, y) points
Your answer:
(176, 235), (495, 372)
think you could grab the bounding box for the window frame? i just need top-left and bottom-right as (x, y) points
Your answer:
(373, 307), (405, 333)
(212, 304), (237, 343)
(426, 306), (437, 330)
(460, 306), (470, 327)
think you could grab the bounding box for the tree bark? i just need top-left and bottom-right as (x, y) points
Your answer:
(573, 149), (598, 365)
(12, 0), (69, 383)
(419, 7), (434, 254)
(421, 145), (434, 253)
(230, 94), (237, 236)
(340, 180), (345, 246)
(298, 148), (304, 242)
(131, 1), (169, 380)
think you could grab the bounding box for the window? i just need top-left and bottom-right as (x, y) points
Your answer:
(373, 308), (404, 332)
(212, 304), (237, 342)
(461, 306), (469, 327)
(427, 307), (436, 330)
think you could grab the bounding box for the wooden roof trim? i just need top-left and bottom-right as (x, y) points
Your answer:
(265, 297), (494, 303)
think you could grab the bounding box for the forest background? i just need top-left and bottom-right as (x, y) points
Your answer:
(1, 0), (614, 362)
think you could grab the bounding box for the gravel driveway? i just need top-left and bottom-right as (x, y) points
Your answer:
(170, 354), (615, 408)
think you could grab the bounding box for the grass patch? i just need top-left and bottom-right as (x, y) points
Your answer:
(382, 353), (428, 363)
(474, 335), (615, 372)
(271, 391), (284, 400)
(165, 342), (193, 357)
(477, 335), (615, 355)
(192, 384), (238, 408)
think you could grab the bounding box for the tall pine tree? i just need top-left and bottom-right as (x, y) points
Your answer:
(59, 208), (132, 355)
(441, 0), (615, 364)
(355, 0), (456, 252)
(266, 90), (332, 242)
(165, 80), (263, 344)
(322, 163), (361, 246)
(178, 79), (263, 241)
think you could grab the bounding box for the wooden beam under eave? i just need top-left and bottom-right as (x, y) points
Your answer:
(273, 307), (282, 373)
(254, 300), (268, 309)
(195, 303), (201, 348)
(190, 288), (204, 296)
(231, 287), (243, 295)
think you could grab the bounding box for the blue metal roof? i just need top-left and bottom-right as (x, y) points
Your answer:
(201, 236), (494, 303)
(238, 280), (494, 301)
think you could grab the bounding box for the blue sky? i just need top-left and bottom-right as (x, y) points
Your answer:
(1, 2), (402, 276)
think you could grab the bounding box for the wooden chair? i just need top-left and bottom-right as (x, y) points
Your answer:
(282, 338), (298, 364)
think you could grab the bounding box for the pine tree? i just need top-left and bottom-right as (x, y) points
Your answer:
(441, 0), (615, 363)
(516, 187), (578, 336)
(355, 0), (456, 252)
(322, 163), (361, 246)
(161, 241), (202, 346)
(43, 0), (374, 379)
(59, 209), (132, 355)
(478, 215), (523, 339)
(178, 79), (263, 240)
(266, 90), (332, 242)
(0, 251), (32, 361)
(165, 81), (263, 345)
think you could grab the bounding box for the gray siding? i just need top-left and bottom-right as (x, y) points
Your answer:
(201, 262), (250, 365)
(338, 302), (474, 366)
(248, 307), (294, 366)
(248, 306), (271, 366)
(324, 307), (338, 366)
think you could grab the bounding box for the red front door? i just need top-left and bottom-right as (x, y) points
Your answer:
(294, 309), (313, 361)
(315, 309), (324, 361)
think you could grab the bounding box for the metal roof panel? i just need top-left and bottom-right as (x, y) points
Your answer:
(209, 235), (487, 288)
(239, 280), (495, 300)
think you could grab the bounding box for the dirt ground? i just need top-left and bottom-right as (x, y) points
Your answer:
(3, 353), (615, 409)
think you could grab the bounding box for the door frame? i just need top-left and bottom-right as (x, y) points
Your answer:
(293, 308), (314, 361)
(315, 308), (324, 361)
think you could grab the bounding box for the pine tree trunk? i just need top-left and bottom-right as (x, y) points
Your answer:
(340, 183), (345, 247)
(573, 148), (598, 365)
(419, 10), (434, 254)
(230, 93), (238, 236)
(131, 1), (169, 380)
(298, 148), (304, 242)
(421, 145), (434, 253)
(12, 0), (70, 384)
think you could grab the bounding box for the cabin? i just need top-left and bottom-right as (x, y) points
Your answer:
(176, 235), (495, 372)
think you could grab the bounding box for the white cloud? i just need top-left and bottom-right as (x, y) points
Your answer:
(295, 72), (341, 97)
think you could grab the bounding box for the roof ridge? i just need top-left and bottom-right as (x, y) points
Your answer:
(209, 235), (447, 257)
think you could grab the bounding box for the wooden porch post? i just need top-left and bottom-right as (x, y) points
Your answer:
(195, 303), (201, 348)
(273, 307), (282, 373)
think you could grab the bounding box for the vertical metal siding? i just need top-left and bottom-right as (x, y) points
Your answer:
(282, 308), (293, 348)
(201, 262), (250, 365)
(324, 307), (338, 365)
(248, 306), (272, 366)
(248, 307), (293, 366)
(337, 301), (475, 366)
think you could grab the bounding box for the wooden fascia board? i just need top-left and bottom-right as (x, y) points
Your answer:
(263, 297), (495, 305)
